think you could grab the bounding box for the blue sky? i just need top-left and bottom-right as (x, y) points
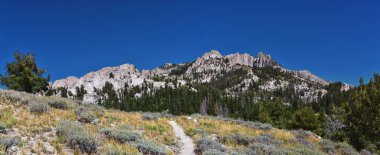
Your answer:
(0, 0), (379, 85)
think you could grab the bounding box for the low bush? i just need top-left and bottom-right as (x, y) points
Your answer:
(203, 149), (228, 155)
(76, 106), (97, 123)
(0, 123), (6, 134)
(0, 136), (19, 150)
(219, 133), (253, 146)
(141, 110), (172, 120)
(56, 120), (99, 153)
(133, 139), (166, 155)
(250, 143), (286, 154)
(336, 143), (359, 155)
(101, 128), (141, 143)
(48, 101), (68, 109)
(252, 134), (283, 146)
(293, 138), (315, 148)
(319, 139), (337, 155)
(29, 102), (49, 114)
(293, 129), (313, 138)
(197, 138), (226, 152)
(84, 104), (105, 117)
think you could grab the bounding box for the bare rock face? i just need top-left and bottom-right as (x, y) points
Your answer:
(294, 70), (329, 86)
(225, 53), (256, 67)
(201, 50), (222, 59)
(253, 52), (278, 67)
(52, 64), (145, 103)
(52, 76), (79, 89)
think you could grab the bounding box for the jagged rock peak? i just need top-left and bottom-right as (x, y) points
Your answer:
(254, 52), (276, 67)
(225, 52), (256, 67)
(202, 50), (223, 59)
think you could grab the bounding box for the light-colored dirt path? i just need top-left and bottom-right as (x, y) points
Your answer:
(168, 120), (195, 155)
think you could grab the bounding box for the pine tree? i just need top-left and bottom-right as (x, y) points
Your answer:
(0, 51), (50, 93)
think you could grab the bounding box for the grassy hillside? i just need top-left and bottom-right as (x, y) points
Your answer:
(0, 89), (360, 155)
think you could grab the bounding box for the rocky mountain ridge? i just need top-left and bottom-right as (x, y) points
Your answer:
(52, 50), (332, 103)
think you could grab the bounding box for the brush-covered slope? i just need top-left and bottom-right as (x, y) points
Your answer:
(0, 90), (359, 155)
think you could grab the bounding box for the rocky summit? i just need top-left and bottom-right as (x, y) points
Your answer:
(53, 50), (333, 103)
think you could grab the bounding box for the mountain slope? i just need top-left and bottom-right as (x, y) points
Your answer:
(52, 50), (330, 103)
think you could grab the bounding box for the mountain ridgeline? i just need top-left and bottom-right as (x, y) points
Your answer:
(53, 50), (338, 103)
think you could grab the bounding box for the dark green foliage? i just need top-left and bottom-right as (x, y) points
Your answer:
(75, 85), (87, 101)
(109, 72), (115, 78)
(344, 74), (380, 153)
(57, 87), (68, 98)
(290, 107), (322, 133)
(0, 52), (50, 94)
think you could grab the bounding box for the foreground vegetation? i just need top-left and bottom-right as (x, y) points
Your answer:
(0, 90), (175, 154)
(0, 89), (368, 155)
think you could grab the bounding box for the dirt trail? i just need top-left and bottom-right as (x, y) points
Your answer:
(168, 120), (195, 155)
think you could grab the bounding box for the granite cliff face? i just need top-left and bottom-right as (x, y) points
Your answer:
(53, 50), (332, 103)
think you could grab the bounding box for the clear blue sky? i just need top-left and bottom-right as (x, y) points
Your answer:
(0, 0), (379, 85)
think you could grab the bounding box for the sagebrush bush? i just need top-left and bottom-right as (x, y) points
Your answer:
(28, 102), (49, 114)
(250, 143), (286, 154)
(66, 133), (98, 153)
(293, 129), (313, 138)
(219, 133), (253, 146)
(101, 128), (141, 143)
(252, 134), (283, 146)
(133, 139), (166, 155)
(76, 106), (97, 123)
(0, 123), (6, 134)
(197, 138), (226, 152)
(83, 104), (105, 117)
(48, 101), (68, 109)
(293, 138), (315, 148)
(0, 136), (19, 150)
(203, 149), (228, 155)
(56, 120), (99, 153)
(319, 139), (337, 155)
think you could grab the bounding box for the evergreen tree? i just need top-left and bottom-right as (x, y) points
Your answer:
(0, 51), (50, 93)
(75, 85), (87, 101)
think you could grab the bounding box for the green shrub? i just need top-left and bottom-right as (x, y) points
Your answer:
(48, 101), (68, 109)
(76, 106), (97, 123)
(133, 139), (166, 155)
(0, 123), (6, 134)
(56, 120), (98, 153)
(101, 128), (141, 143)
(29, 102), (49, 114)
(203, 149), (228, 155)
(219, 133), (253, 146)
(0, 136), (19, 150)
(197, 138), (226, 152)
